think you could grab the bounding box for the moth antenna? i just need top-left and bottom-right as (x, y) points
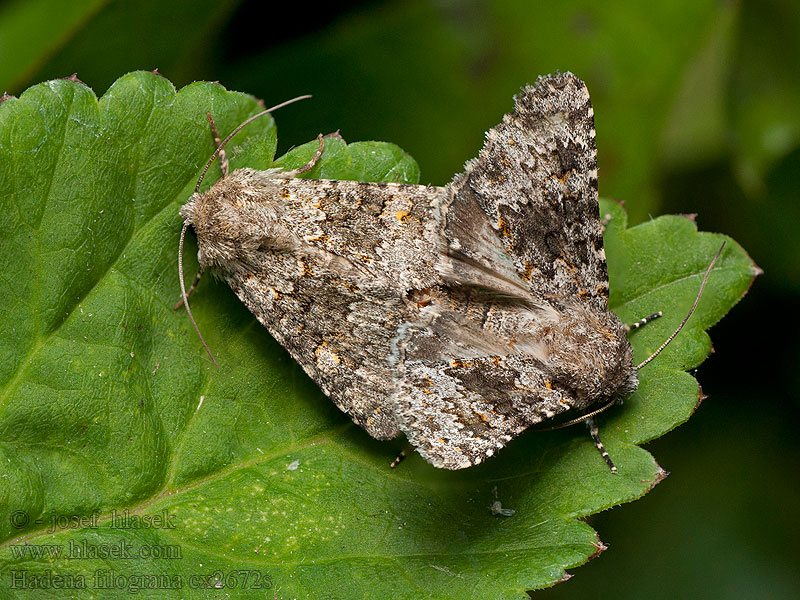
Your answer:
(206, 113), (229, 177)
(179, 222), (218, 366)
(537, 397), (617, 431)
(636, 241), (725, 370)
(194, 94), (312, 194)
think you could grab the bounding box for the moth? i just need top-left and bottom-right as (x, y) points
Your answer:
(179, 72), (720, 470)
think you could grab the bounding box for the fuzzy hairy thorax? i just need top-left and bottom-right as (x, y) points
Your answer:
(180, 169), (295, 272)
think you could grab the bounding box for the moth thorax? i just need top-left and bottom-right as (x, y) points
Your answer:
(543, 307), (636, 410)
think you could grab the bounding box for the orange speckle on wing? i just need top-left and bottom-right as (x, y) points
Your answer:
(497, 217), (512, 238)
(522, 262), (534, 280)
(341, 282), (360, 293)
(450, 359), (473, 369)
(555, 257), (576, 272)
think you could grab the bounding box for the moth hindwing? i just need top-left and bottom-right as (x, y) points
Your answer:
(180, 72), (639, 470)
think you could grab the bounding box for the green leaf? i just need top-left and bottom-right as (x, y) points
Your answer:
(274, 135), (420, 183)
(0, 72), (757, 598)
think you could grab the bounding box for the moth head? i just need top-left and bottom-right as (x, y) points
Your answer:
(180, 187), (238, 270)
(176, 95), (312, 367)
(180, 94), (313, 268)
(617, 365), (639, 400)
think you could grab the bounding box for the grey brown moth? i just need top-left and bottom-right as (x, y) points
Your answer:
(179, 72), (719, 470)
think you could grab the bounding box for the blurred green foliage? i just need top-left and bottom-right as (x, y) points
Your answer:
(1, 0), (797, 597)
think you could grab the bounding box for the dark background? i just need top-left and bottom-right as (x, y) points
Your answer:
(2, 0), (797, 596)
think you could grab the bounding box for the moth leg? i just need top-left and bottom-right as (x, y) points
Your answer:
(625, 311), (662, 332)
(390, 447), (410, 469)
(206, 113), (229, 177)
(173, 267), (205, 310)
(586, 417), (617, 474)
(282, 134), (325, 178)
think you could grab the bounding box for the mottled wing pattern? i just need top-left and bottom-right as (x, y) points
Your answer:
(443, 72), (607, 310)
(393, 288), (578, 469)
(226, 259), (409, 439)
(393, 72), (607, 468)
(273, 176), (446, 292)
(186, 171), (447, 440)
